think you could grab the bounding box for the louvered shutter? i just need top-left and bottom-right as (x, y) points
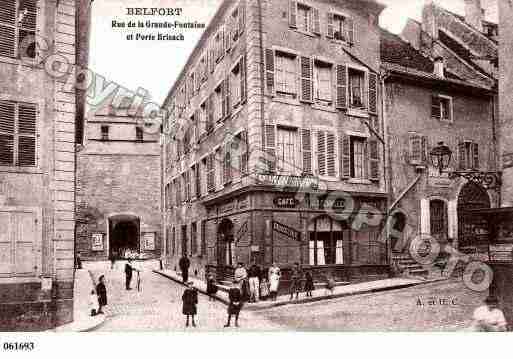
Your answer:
(312, 8), (320, 35)
(472, 142), (479, 169)
(219, 25), (225, 59)
(289, 0), (297, 28)
(421, 136), (428, 164)
(224, 145), (232, 184)
(317, 131), (326, 176)
(18, 103), (36, 166)
(240, 55), (247, 103)
(264, 124), (276, 173)
(225, 77), (231, 118)
(340, 135), (351, 179)
(301, 129), (312, 174)
(327, 13), (334, 38)
(409, 134), (422, 165)
(458, 142), (466, 170)
(209, 43), (215, 73)
(0, 0), (16, 58)
(207, 94), (214, 132)
(196, 162), (201, 198)
(432, 95), (441, 119)
(238, 1), (246, 35)
(0, 100), (15, 165)
(368, 73), (378, 114)
(265, 49), (275, 95)
(336, 64), (348, 109)
(347, 17), (355, 44)
(300, 56), (313, 102)
(369, 139), (380, 181)
(326, 132), (336, 177)
(225, 18), (232, 53)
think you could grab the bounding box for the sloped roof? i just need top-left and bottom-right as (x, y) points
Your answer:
(380, 28), (433, 73)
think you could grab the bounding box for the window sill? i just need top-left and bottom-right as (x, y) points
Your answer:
(292, 29), (318, 38)
(348, 178), (373, 185)
(329, 39), (353, 47)
(312, 103), (336, 113)
(0, 166), (43, 175)
(347, 108), (369, 118)
(272, 96), (301, 107)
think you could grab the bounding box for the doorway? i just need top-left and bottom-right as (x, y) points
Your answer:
(217, 218), (235, 267)
(109, 215), (140, 259)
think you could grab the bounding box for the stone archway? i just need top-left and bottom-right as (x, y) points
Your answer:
(457, 182), (491, 248)
(109, 214), (140, 259)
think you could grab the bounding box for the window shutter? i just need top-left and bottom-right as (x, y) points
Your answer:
(0, 100), (15, 165)
(265, 49), (275, 95)
(317, 131), (326, 176)
(347, 17), (355, 44)
(220, 81), (227, 120)
(340, 135), (351, 179)
(238, 2), (245, 35)
(409, 134), (422, 165)
(327, 13), (334, 38)
(220, 25), (225, 58)
(0, 0), (16, 58)
(369, 139), (380, 181)
(431, 95), (441, 119)
(225, 77), (231, 118)
(264, 124), (276, 173)
(326, 132), (336, 177)
(368, 73), (378, 114)
(209, 43), (215, 73)
(336, 64), (348, 109)
(421, 136), (428, 164)
(458, 142), (466, 170)
(300, 56), (313, 102)
(239, 130), (248, 175)
(207, 94), (214, 132)
(312, 8), (321, 35)
(225, 18), (232, 53)
(301, 129), (312, 175)
(240, 55), (247, 103)
(289, 0), (297, 28)
(224, 146), (232, 184)
(196, 162), (201, 198)
(18, 103), (36, 166)
(207, 154), (216, 192)
(472, 142), (479, 169)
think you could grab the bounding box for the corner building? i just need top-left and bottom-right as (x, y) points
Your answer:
(162, 0), (389, 287)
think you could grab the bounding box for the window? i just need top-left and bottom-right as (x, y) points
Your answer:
(297, 4), (311, 33)
(317, 130), (337, 177)
(0, 100), (37, 167)
(409, 134), (427, 166)
(314, 61), (333, 104)
(207, 153), (216, 193)
(458, 141), (479, 170)
(430, 199), (448, 242)
(191, 222), (198, 255)
(200, 221), (207, 256)
(333, 14), (346, 41)
(0, 0), (37, 59)
(308, 217), (344, 265)
(432, 95), (453, 122)
(172, 227), (176, 255)
(214, 85), (223, 123)
(277, 127), (300, 174)
(348, 68), (366, 109)
(234, 131), (248, 177)
(231, 62), (242, 108)
(223, 149), (232, 184)
(101, 125), (109, 141)
(275, 52), (297, 98)
(351, 137), (366, 179)
(135, 126), (143, 141)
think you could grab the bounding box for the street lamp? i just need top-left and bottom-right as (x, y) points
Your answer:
(429, 142), (452, 175)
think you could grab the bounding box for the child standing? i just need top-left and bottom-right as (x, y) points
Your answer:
(304, 270), (314, 297)
(182, 281), (198, 327)
(206, 274), (218, 301)
(89, 289), (99, 317)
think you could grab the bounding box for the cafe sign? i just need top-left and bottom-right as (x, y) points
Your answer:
(273, 196), (299, 208)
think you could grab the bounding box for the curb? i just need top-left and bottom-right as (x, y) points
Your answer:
(154, 270), (448, 311)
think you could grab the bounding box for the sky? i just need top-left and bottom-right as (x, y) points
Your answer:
(89, 0), (498, 106)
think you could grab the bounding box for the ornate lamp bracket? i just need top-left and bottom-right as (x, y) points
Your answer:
(447, 171), (502, 191)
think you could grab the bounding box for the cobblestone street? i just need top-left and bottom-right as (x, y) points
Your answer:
(90, 268), (487, 331)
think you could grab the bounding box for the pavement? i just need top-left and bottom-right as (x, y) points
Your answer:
(51, 269), (106, 332)
(153, 269), (447, 310)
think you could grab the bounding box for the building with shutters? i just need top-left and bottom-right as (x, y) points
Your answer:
(0, 0), (92, 330)
(161, 0), (390, 287)
(382, 0), (499, 275)
(75, 100), (162, 264)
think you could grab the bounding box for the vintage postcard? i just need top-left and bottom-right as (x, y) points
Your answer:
(1, 0), (512, 347)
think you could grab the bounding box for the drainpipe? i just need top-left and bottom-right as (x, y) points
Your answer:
(381, 71), (393, 265)
(257, 0), (266, 166)
(491, 92), (501, 207)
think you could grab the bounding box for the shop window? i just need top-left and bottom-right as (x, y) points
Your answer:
(308, 217), (344, 265)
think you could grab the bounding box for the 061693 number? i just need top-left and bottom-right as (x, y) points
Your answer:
(3, 342), (35, 351)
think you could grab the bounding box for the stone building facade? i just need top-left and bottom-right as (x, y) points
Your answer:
(162, 0), (389, 287)
(76, 103), (162, 263)
(0, 0), (91, 330)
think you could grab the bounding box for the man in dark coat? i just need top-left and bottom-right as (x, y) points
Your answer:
(125, 259), (133, 290)
(179, 254), (190, 283)
(248, 262), (261, 302)
(96, 275), (107, 314)
(224, 280), (242, 328)
(182, 281), (198, 327)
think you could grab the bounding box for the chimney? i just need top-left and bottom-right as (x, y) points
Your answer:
(464, 0), (483, 32)
(434, 56), (444, 77)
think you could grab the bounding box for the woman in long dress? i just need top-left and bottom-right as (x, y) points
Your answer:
(268, 263), (280, 301)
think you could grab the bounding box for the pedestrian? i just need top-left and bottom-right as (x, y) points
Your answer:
(96, 275), (107, 314)
(471, 296), (507, 332)
(260, 277), (270, 300)
(182, 281), (198, 327)
(125, 259), (133, 290)
(248, 262), (261, 303)
(75, 254), (82, 270)
(268, 262), (280, 301)
(89, 289), (99, 316)
(325, 272), (335, 296)
(289, 262), (302, 301)
(304, 270), (314, 297)
(179, 254), (190, 283)
(206, 273), (218, 301)
(234, 262), (249, 301)
(109, 252), (115, 270)
(225, 280), (242, 328)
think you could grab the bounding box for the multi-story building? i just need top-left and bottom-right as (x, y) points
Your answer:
(0, 0), (91, 330)
(76, 101), (162, 264)
(162, 0), (389, 286)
